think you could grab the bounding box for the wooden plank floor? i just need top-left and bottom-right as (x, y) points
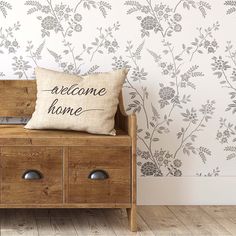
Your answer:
(0, 206), (235, 235)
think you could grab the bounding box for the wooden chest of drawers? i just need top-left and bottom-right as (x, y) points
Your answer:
(1, 146), (63, 204)
(0, 146), (131, 206)
(68, 147), (131, 204)
(0, 80), (137, 231)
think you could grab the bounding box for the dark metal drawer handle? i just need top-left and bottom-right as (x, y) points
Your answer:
(22, 170), (43, 180)
(88, 170), (109, 180)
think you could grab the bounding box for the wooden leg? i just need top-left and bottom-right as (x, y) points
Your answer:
(126, 205), (137, 232)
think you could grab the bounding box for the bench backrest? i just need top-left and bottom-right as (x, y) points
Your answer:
(0, 80), (36, 117)
(0, 80), (126, 123)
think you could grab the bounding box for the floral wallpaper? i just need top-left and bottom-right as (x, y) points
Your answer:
(0, 0), (236, 177)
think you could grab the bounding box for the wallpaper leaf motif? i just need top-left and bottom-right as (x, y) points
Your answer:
(0, 1), (12, 18)
(74, 0), (111, 17)
(123, 0), (219, 176)
(12, 56), (32, 79)
(173, 100), (215, 159)
(89, 22), (120, 62)
(224, 1), (236, 14)
(123, 40), (149, 128)
(196, 167), (220, 176)
(212, 42), (236, 114)
(125, 0), (211, 38)
(189, 22), (219, 61)
(217, 118), (236, 144)
(0, 22), (20, 54)
(26, 41), (45, 67)
(0, 0), (235, 177)
(224, 146), (236, 160)
(175, 0), (211, 17)
(25, 0), (113, 75)
(216, 116), (236, 161)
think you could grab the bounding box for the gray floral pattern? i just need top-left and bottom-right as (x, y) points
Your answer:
(125, 0), (211, 38)
(0, 1), (12, 18)
(212, 40), (236, 161)
(196, 167), (220, 177)
(224, 1), (236, 14)
(0, 1), (234, 177)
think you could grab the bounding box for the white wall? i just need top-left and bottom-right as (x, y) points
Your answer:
(138, 177), (236, 205)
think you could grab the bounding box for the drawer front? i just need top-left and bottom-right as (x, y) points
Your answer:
(1, 147), (63, 204)
(68, 147), (131, 203)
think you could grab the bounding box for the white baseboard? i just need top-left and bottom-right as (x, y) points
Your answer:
(137, 177), (236, 205)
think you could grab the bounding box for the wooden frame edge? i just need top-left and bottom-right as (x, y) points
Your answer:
(117, 91), (137, 232)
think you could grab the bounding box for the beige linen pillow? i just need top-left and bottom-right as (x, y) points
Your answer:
(25, 67), (128, 135)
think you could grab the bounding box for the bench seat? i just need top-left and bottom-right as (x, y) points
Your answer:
(0, 125), (131, 146)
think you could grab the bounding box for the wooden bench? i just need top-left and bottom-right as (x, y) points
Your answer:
(0, 80), (137, 231)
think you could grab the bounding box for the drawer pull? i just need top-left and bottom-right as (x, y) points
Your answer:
(88, 170), (109, 180)
(22, 170), (43, 180)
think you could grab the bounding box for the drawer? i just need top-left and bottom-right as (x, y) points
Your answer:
(68, 147), (131, 203)
(1, 147), (63, 204)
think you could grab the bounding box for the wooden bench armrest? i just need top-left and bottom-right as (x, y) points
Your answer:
(116, 93), (137, 231)
(116, 111), (137, 137)
(115, 93), (137, 137)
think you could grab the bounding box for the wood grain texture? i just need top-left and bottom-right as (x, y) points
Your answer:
(128, 113), (137, 231)
(103, 208), (154, 236)
(35, 217), (78, 236)
(202, 206), (236, 235)
(70, 209), (116, 236)
(115, 92), (137, 231)
(168, 206), (231, 235)
(68, 146), (131, 204)
(0, 125), (131, 146)
(0, 81), (137, 232)
(138, 206), (191, 235)
(127, 206), (137, 233)
(0, 206), (235, 235)
(1, 209), (38, 236)
(0, 80), (36, 117)
(0, 203), (131, 208)
(32, 209), (78, 236)
(63, 147), (69, 204)
(1, 146), (63, 204)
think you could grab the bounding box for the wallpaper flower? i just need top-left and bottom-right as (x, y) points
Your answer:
(0, 0), (235, 177)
